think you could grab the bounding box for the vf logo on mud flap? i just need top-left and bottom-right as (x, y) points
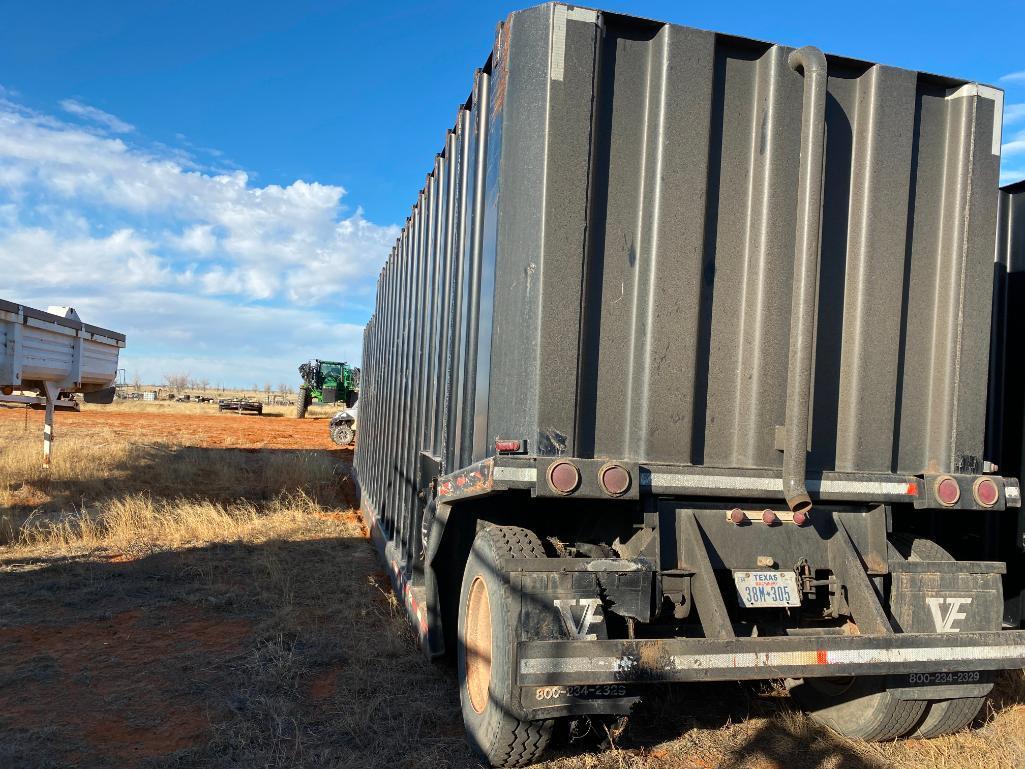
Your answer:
(925, 597), (972, 632)
(553, 598), (604, 640)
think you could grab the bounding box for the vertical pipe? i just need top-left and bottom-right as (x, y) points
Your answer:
(460, 70), (491, 468)
(782, 46), (827, 515)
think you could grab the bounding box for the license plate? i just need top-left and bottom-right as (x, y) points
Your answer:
(733, 570), (801, 608)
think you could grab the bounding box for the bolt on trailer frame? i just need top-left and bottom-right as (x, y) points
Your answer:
(0, 299), (125, 466)
(354, 4), (1025, 763)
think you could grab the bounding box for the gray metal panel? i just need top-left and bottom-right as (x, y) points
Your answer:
(353, 2), (1003, 577)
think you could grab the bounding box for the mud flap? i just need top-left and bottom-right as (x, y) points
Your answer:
(886, 560), (1004, 699)
(505, 557), (652, 718)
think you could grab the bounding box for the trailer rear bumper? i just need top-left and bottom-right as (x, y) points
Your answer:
(517, 630), (1025, 686)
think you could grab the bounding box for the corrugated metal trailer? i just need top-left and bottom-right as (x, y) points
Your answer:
(354, 4), (1025, 764)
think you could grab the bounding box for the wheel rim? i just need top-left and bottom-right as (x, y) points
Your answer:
(465, 575), (493, 714)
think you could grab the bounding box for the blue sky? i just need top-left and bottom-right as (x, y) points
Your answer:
(1, 0), (1024, 387)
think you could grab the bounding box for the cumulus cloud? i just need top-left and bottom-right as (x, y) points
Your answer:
(0, 91), (398, 385)
(1001, 71), (1025, 84)
(60, 98), (135, 133)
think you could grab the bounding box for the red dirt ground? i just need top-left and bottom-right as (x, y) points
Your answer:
(0, 406), (339, 450)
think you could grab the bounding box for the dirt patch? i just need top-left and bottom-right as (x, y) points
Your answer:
(0, 604), (252, 767)
(0, 406), (343, 451)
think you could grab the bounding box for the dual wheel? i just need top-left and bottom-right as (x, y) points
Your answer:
(788, 536), (994, 740)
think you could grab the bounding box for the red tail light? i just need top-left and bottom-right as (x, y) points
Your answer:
(973, 477), (999, 508)
(935, 476), (960, 506)
(598, 464), (631, 496)
(494, 439), (522, 453)
(547, 461), (580, 495)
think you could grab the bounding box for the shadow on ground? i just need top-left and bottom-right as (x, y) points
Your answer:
(0, 529), (979, 769)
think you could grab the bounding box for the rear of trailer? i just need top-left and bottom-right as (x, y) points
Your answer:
(353, 4), (1025, 764)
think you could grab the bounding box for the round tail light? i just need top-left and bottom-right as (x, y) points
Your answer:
(934, 476), (961, 506)
(973, 477), (999, 508)
(729, 508), (746, 525)
(793, 510), (808, 526)
(598, 463), (631, 496)
(761, 509), (779, 526)
(547, 461), (580, 495)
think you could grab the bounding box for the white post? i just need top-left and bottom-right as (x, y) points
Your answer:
(42, 381), (59, 469)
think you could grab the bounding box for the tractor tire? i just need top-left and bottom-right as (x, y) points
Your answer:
(295, 387), (310, 419)
(330, 423), (355, 446)
(891, 535), (994, 738)
(458, 525), (555, 767)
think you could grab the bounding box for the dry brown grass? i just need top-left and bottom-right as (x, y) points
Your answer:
(0, 417), (1022, 769)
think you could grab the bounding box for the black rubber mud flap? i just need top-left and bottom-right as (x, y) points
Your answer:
(457, 525), (555, 767)
(889, 535), (1000, 738)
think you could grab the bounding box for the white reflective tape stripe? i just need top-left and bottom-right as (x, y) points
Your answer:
(646, 473), (782, 491)
(521, 657), (625, 675)
(812, 480), (909, 495)
(1005, 486), (1020, 500)
(645, 473), (909, 497)
(551, 5), (598, 82)
(947, 83), (1004, 155)
(521, 645), (1025, 676)
(824, 645), (1018, 665)
(494, 467), (537, 483)
(550, 5), (568, 82)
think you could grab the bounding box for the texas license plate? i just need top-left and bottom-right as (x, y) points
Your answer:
(733, 570), (801, 608)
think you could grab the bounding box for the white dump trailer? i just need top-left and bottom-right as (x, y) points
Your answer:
(1, 298), (126, 465)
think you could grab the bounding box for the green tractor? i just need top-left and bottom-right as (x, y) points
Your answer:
(295, 359), (359, 418)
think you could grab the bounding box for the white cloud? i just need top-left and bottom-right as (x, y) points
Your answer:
(1001, 71), (1025, 84)
(1006, 103), (1025, 126)
(0, 92), (398, 385)
(60, 98), (135, 133)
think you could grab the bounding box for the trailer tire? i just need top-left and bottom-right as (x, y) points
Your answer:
(458, 525), (554, 767)
(295, 387), (309, 419)
(787, 675), (927, 741)
(891, 535), (993, 738)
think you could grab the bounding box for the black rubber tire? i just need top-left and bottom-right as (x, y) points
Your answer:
(787, 676), (927, 741)
(458, 525), (555, 767)
(891, 535), (993, 738)
(330, 423), (355, 446)
(295, 387), (309, 419)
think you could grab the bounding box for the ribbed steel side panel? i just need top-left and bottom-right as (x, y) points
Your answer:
(985, 180), (1025, 626)
(354, 3), (1003, 578)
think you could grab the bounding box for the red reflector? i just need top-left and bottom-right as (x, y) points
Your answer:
(495, 439), (522, 453)
(598, 464), (631, 496)
(935, 476), (960, 506)
(906, 482), (919, 497)
(548, 461), (580, 495)
(793, 510), (808, 526)
(761, 509), (778, 526)
(974, 477), (999, 508)
(729, 508), (746, 525)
